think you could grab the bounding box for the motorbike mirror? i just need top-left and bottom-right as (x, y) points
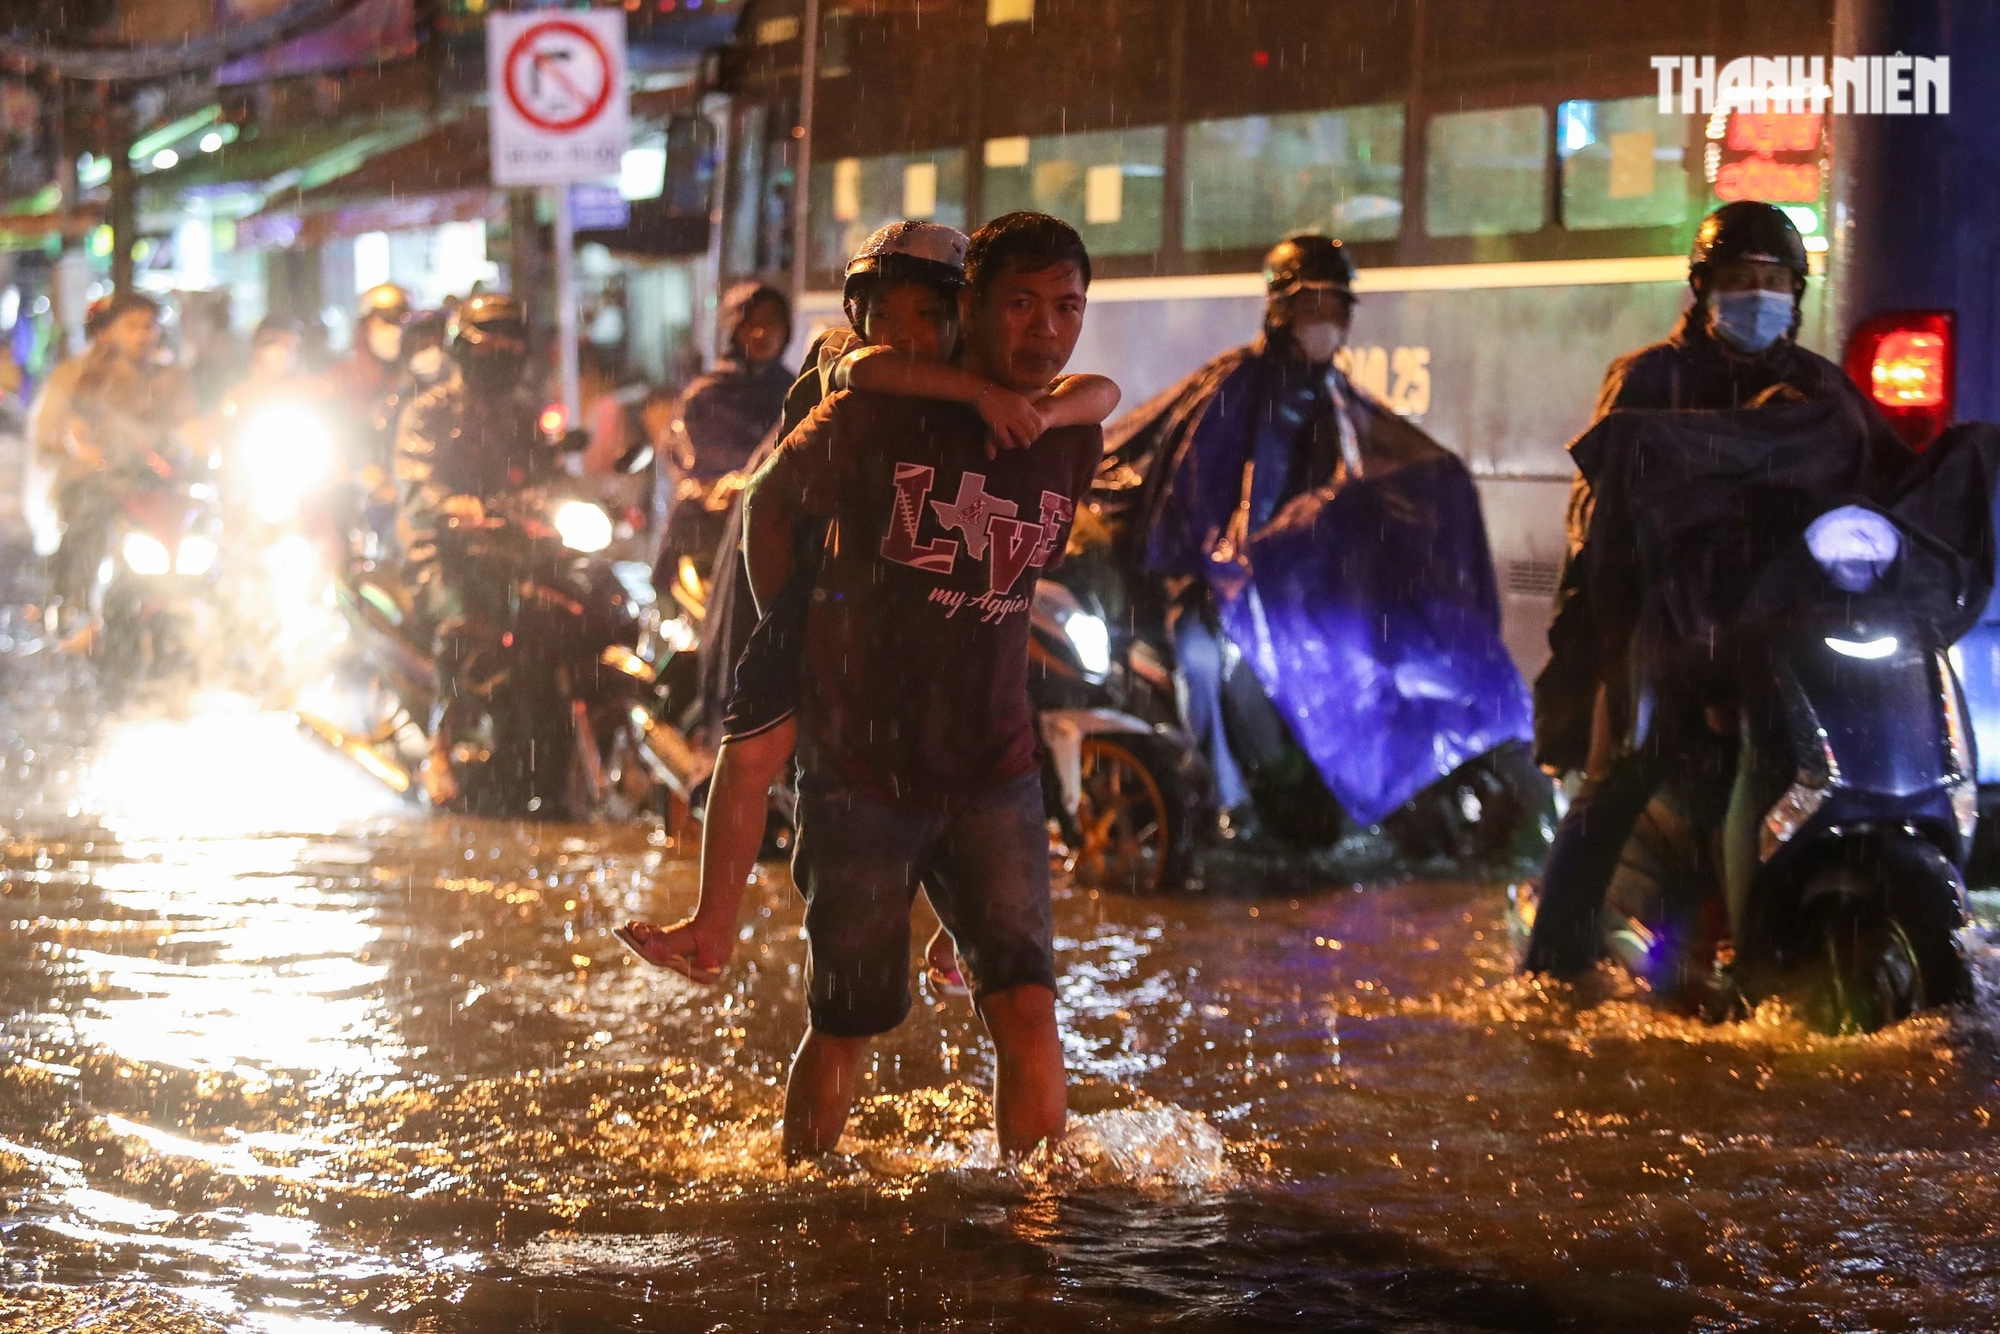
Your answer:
(614, 442), (655, 475)
(559, 428), (591, 454)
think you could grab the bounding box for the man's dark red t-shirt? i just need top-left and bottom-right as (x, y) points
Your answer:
(761, 388), (1104, 812)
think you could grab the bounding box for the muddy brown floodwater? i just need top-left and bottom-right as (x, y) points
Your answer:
(2, 660), (1999, 1332)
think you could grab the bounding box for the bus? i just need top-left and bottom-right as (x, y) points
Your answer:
(704, 0), (1997, 765)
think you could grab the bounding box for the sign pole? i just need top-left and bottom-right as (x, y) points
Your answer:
(553, 184), (580, 424)
(789, 0), (820, 305)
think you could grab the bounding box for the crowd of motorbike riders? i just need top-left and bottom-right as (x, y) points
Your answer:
(22, 197), (1997, 1048)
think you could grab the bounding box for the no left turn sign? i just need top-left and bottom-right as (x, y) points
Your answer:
(504, 20), (614, 132)
(487, 9), (629, 187)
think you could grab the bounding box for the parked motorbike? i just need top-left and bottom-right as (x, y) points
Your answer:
(299, 435), (669, 822)
(1518, 503), (1980, 1034)
(1030, 576), (1212, 894)
(1050, 530), (1552, 872)
(94, 454), (223, 690)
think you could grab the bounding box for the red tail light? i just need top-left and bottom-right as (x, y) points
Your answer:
(1845, 310), (1954, 449)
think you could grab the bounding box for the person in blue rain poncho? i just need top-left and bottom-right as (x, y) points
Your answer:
(1111, 233), (1533, 840)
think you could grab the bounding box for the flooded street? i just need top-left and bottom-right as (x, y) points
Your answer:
(3, 660), (1999, 1332)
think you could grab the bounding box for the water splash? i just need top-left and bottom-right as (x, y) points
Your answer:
(948, 1098), (1239, 1192)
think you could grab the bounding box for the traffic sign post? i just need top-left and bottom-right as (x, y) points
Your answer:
(487, 9), (629, 421)
(487, 10), (628, 188)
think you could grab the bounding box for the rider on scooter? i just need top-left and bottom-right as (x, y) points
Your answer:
(393, 293), (543, 805)
(1152, 235), (1363, 840)
(32, 292), (197, 641)
(1523, 201), (1898, 978)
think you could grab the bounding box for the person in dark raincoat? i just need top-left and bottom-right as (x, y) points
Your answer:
(1523, 201), (1903, 977)
(393, 294), (544, 806)
(1112, 234), (1530, 839)
(650, 282), (794, 597)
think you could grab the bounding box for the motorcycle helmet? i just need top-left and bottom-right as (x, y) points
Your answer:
(357, 282), (412, 364)
(449, 292), (529, 389)
(842, 221), (969, 326)
(1263, 233), (1355, 298)
(1688, 201), (1808, 294)
(358, 282), (413, 327)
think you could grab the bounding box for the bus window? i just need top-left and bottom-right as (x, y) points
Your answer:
(1557, 96), (1689, 231)
(1184, 104), (1404, 253)
(1424, 105), (1548, 238)
(808, 150), (968, 277)
(982, 127), (1166, 257)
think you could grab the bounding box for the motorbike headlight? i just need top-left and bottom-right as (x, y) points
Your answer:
(175, 533), (218, 576)
(239, 399), (337, 523)
(121, 531), (172, 576)
(1825, 635), (1899, 660)
(1806, 505), (1901, 593)
(1064, 611), (1111, 677)
(553, 500), (613, 553)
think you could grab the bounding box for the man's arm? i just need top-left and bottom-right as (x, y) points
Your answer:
(741, 396), (843, 614)
(835, 345), (1044, 453)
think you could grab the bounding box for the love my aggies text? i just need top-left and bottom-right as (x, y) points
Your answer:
(879, 463), (1074, 620)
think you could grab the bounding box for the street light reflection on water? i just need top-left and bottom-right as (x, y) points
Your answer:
(72, 699), (406, 1085)
(4, 682), (2000, 1330)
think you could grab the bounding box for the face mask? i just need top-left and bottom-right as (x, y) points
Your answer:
(366, 321), (404, 363)
(1708, 289), (1794, 353)
(1293, 320), (1346, 365)
(407, 345), (445, 381)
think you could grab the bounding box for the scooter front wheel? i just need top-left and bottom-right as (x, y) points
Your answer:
(1062, 734), (1202, 894)
(1800, 905), (1925, 1036)
(1792, 837), (1970, 1034)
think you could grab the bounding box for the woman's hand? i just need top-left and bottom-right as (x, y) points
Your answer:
(975, 383), (1043, 456)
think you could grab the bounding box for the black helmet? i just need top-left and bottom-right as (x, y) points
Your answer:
(842, 221), (969, 315)
(448, 292), (527, 354)
(358, 282), (412, 326)
(1263, 233), (1356, 297)
(1689, 202), (1808, 286)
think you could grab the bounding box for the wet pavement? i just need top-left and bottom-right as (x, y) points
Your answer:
(3, 650), (2000, 1332)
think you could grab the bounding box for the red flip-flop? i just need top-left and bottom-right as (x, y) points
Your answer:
(612, 922), (723, 986)
(925, 931), (970, 999)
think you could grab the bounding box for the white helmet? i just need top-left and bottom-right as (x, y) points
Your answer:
(842, 221), (969, 310)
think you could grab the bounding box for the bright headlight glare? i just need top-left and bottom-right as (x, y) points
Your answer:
(121, 531), (171, 576)
(1064, 611), (1111, 676)
(239, 400), (337, 522)
(175, 533), (218, 576)
(553, 500), (613, 553)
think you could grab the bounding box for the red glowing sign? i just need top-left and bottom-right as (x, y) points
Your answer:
(1714, 158), (1823, 204)
(1712, 110), (1824, 206)
(1726, 113), (1822, 155)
